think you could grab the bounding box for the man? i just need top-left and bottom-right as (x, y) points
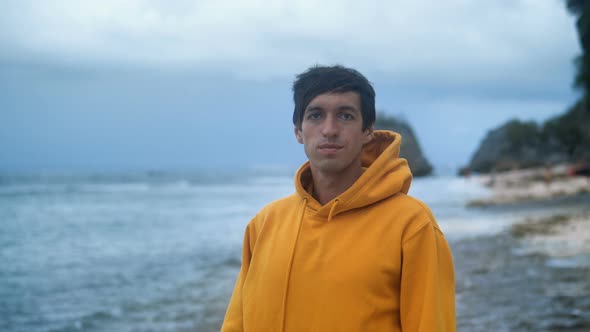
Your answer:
(221, 65), (456, 331)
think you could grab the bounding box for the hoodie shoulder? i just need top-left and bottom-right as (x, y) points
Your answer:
(260, 193), (300, 214)
(249, 193), (301, 228)
(387, 193), (445, 239)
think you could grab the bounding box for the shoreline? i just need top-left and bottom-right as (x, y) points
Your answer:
(467, 163), (590, 207)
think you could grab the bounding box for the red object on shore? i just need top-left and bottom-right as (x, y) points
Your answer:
(567, 162), (590, 177)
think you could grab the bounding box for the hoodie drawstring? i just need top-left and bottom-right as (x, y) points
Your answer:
(280, 197), (307, 331)
(327, 199), (339, 222)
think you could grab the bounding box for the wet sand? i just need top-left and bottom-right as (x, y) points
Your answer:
(455, 186), (590, 331)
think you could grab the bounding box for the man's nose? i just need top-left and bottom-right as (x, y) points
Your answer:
(321, 114), (339, 137)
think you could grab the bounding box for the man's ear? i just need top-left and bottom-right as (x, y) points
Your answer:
(294, 126), (304, 144)
(363, 126), (374, 144)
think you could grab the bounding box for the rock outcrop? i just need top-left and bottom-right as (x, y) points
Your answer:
(375, 113), (433, 177)
(463, 104), (590, 174)
(465, 120), (567, 173)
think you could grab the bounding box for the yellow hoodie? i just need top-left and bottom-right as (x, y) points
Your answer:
(221, 130), (456, 332)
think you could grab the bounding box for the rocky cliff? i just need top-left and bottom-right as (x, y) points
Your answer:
(375, 113), (433, 177)
(463, 103), (590, 174)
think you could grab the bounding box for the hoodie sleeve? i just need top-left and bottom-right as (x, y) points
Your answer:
(400, 221), (456, 332)
(220, 223), (254, 332)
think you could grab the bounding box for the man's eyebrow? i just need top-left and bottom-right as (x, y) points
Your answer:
(304, 106), (324, 113)
(304, 105), (359, 113)
(337, 105), (359, 112)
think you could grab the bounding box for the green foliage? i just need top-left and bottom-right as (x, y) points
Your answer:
(503, 119), (540, 152)
(567, 0), (590, 92)
(543, 102), (590, 157)
(552, 1), (590, 159)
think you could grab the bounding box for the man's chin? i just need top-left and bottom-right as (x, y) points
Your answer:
(310, 159), (348, 173)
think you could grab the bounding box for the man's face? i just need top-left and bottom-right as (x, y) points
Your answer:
(294, 91), (373, 175)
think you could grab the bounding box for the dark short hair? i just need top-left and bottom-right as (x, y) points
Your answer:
(292, 65), (376, 130)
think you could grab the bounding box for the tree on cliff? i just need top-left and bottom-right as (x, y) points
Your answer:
(560, 0), (590, 160)
(566, 0), (590, 95)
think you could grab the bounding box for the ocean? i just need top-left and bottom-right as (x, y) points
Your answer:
(0, 170), (586, 331)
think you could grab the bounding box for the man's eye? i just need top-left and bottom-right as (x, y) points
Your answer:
(340, 113), (354, 120)
(307, 112), (322, 120)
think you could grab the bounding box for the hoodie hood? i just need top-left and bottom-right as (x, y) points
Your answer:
(295, 130), (413, 219)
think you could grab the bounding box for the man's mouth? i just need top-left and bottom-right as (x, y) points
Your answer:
(318, 144), (343, 153)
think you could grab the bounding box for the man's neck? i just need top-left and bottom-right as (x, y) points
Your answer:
(310, 163), (364, 205)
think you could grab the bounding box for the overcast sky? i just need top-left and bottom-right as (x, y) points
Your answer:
(0, 0), (582, 174)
